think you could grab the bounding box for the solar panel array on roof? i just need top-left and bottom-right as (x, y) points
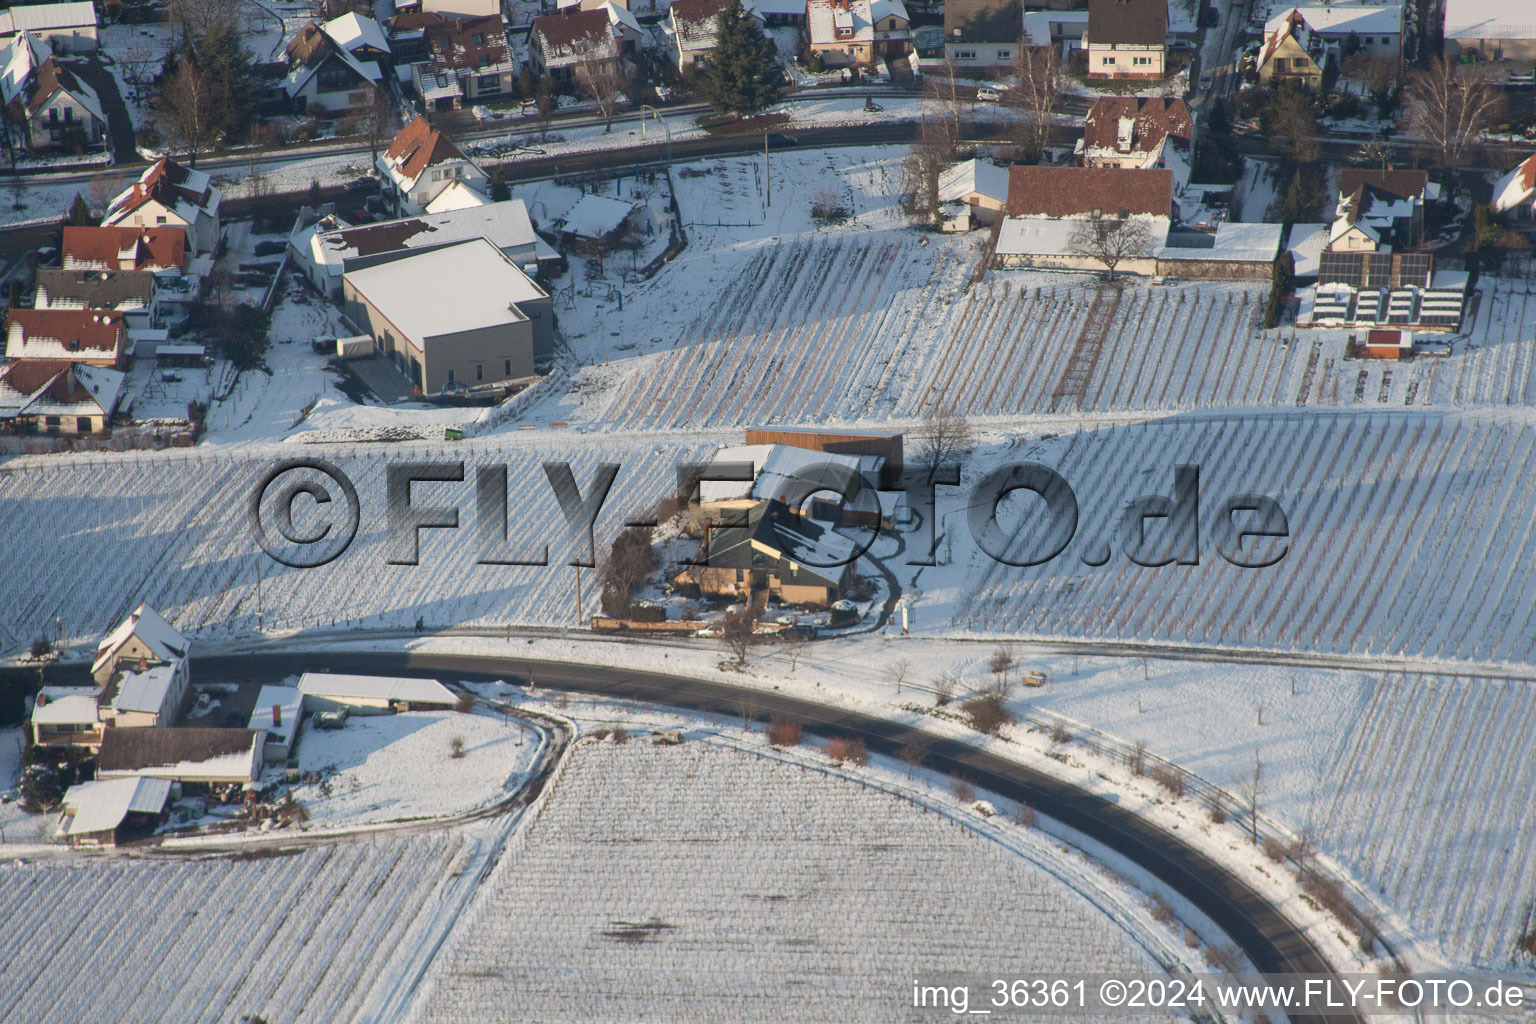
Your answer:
(1318, 250), (1433, 290)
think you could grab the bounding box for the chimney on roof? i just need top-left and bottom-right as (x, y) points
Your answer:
(137, 656), (148, 671)
(272, 703), (282, 727)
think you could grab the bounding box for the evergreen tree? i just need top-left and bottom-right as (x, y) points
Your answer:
(195, 17), (255, 144)
(1280, 170), (1307, 223)
(68, 192), (94, 226)
(699, 0), (781, 117)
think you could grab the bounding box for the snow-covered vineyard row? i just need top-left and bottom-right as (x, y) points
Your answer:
(0, 439), (709, 649)
(580, 234), (1536, 429)
(412, 741), (1171, 1024)
(943, 408), (1536, 667)
(0, 835), (465, 1024)
(1318, 673), (1536, 970)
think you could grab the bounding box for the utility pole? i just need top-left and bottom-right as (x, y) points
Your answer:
(255, 561), (264, 632)
(764, 130), (771, 205)
(573, 564), (583, 627)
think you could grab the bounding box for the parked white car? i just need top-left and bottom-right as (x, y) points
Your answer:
(976, 87), (1002, 102)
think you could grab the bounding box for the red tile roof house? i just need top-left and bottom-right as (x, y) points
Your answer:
(0, 358), (125, 434)
(529, 7), (620, 82)
(5, 307), (127, 367)
(101, 157), (223, 256)
(1085, 0), (1166, 79)
(61, 226), (187, 273)
(2, 50), (107, 153)
(375, 115), (489, 216)
(413, 14), (518, 112)
(992, 165), (1173, 275)
(1495, 154), (1536, 222)
(1080, 96), (1191, 170)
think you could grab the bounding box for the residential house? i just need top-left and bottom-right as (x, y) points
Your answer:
(283, 21), (384, 116)
(1080, 96), (1191, 171)
(324, 11), (393, 63)
(5, 308), (127, 367)
(672, 499), (854, 607)
(755, 0), (807, 27)
(807, 0), (911, 69)
(1085, 0), (1166, 78)
(419, 0), (500, 16)
(59, 776), (171, 847)
(341, 236), (552, 392)
(91, 603), (190, 688)
(0, 359), (123, 433)
(62, 226), (187, 273)
(697, 442), (893, 528)
(1256, 9), (1323, 88)
(298, 672), (459, 713)
(1264, 5), (1402, 65)
(425, 179), (487, 212)
(1494, 154), (1536, 221)
(248, 685), (303, 763)
(1444, 0), (1536, 61)
(290, 197), (555, 298)
(1330, 168), (1433, 252)
(0, 1), (98, 52)
(413, 14), (517, 111)
(529, 7), (620, 81)
(97, 727), (264, 789)
(943, 0), (1022, 69)
(97, 658), (189, 728)
(669, 0), (763, 69)
(742, 427), (904, 486)
(993, 165), (1173, 273)
(35, 269), (159, 327)
(102, 158), (223, 255)
(376, 115), (488, 215)
(28, 686), (105, 750)
(1, 52), (106, 152)
(936, 157), (1010, 231)
(1022, 9), (1089, 52)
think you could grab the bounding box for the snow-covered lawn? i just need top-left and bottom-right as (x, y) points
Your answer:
(291, 708), (539, 827)
(411, 738), (1180, 1024)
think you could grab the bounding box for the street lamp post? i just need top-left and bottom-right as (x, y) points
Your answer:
(640, 104), (672, 165)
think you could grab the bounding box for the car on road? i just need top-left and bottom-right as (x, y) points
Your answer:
(346, 176), (379, 194)
(976, 87), (1002, 102)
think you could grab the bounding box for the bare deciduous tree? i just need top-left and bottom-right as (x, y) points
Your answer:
(898, 741), (927, 778)
(154, 60), (219, 162)
(356, 88), (397, 166)
(1404, 57), (1503, 168)
(1067, 215), (1154, 281)
(916, 404), (972, 476)
(722, 607), (756, 664)
(572, 50), (627, 132)
(87, 173), (126, 217)
(1240, 753), (1263, 843)
(899, 115), (956, 226)
(890, 658), (911, 694)
(1005, 44), (1060, 162)
(598, 525), (656, 616)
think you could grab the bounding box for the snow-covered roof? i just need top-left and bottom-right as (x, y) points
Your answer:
(342, 237), (546, 342)
(93, 602), (189, 676)
(104, 158), (221, 228)
(1264, 5), (1401, 37)
(250, 685), (303, 748)
(809, 0), (873, 45)
(30, 687), (101, 726)
(602, 0), (643, 35)
(1158, 221), (1282, 263)
(1494, 155), (1536, 213)
(1444, 0), (1535, 41)
(112, 662), (179, 715)
(98, 728), (263, 783)
(0, 1), (96, 34)
(308, 198), (539, 280)
(1023, 9), (1089, 45)
(1287, 221), (1329, 277)
(62, 776), (170, 837)
(299, 672), (458, 705)
(560, 192), (637, 239)
(424, 179), (489, 212)
(0, 30), (45, 106)
(937, 158), (1010, 205)
(324, 11), (391, 54)
(996, 214), (1171, 257)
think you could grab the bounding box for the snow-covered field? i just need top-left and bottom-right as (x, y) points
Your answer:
(0, 833), (471, 1024)
(292, 709), (539, 827)
(410, 738), (1178, 1024)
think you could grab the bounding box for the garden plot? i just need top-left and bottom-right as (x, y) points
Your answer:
(922, 408), (1536, 669)
(412, 740), (1176, 1024)
(0, 436), (713, 650)
(291, 709), (540, 827)
(0, 833), (469, 1024)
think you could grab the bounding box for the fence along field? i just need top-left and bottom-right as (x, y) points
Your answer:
(0, 438), (708, 650)
(413, 741), (1171, 1024)
(943, 409), (1536, 668)
(0, 835), (465, 1024)
(584, 232), (1536, 429)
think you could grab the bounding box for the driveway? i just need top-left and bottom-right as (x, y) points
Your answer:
(62, 58), (139, 164)
(345, 352), (416, 403)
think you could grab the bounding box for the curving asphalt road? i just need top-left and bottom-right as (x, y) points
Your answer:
(189, 646), (1363, 1024)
